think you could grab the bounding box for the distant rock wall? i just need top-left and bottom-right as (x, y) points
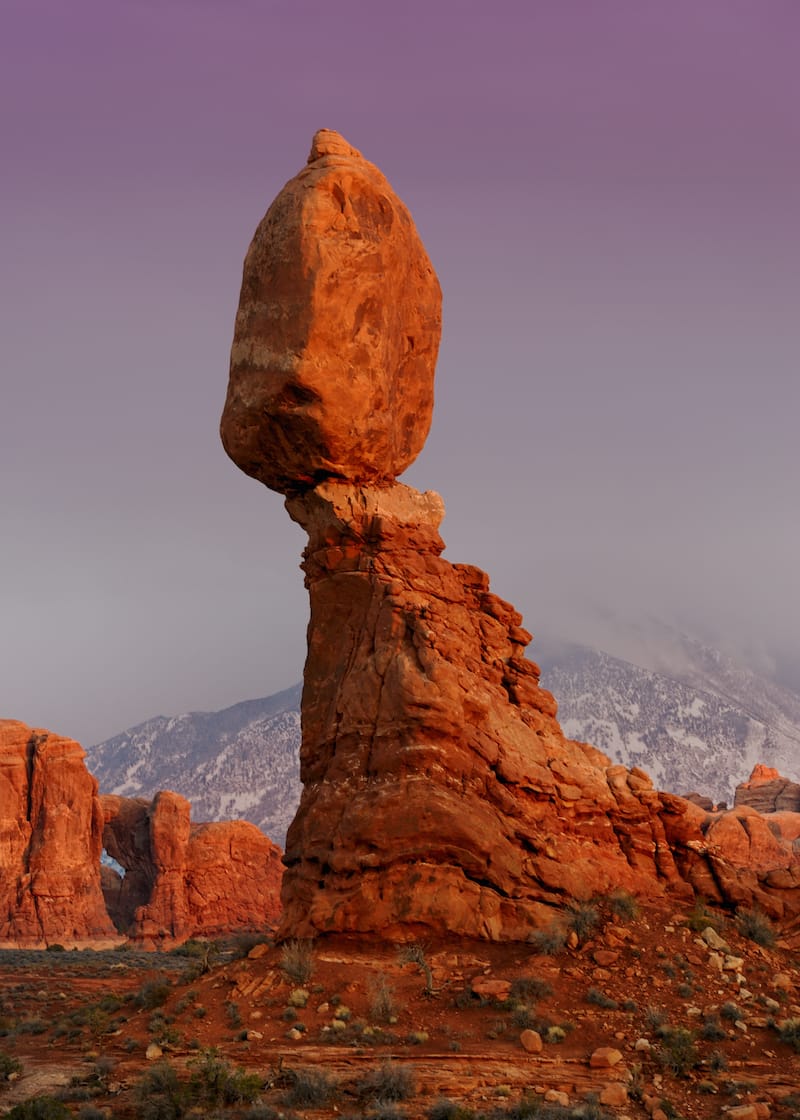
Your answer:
(102, 791), (283, 947)
(0, 720), (283, 949)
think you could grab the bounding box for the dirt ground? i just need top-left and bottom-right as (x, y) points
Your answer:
(1, 896), (798, 1118)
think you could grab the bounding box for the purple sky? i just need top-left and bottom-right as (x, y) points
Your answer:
(3, 0), (799, 745)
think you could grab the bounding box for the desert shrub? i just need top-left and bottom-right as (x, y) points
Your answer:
(355, 1061), (416, 1102)
(644, 1005), (667, 1032)
(657, 1027), (698, 1077)
(606, 889), (639, 921)
(77, 1108), (107, 1120)
(529, 924), (567, 956)
(775, 1017), (800, 1051)
(622, 999), (638, 1012)
(683, 898), (725, 932)
(676, 982), (693, 999)
(134, 1061), (188, 1120)
(398, 943), (434, 992)
(736, 907), (776, 947)
(135, 979), (171, 1010)
(719, 1002), (742, 1022)
(283, 1067), (336, 1108)
(566, 900), (599, 939)
(509, 976), (552, 1003)
(365, 1105), (407, 1120)
(708, 1049), (728, 1072)
(6, 1100), (71, 1120)
(369, 977), (398, 1023)
(280, 939), (315, 984)
(700, 1015), (726, 1041)
(225, 1000), (242, 1028)
(586, 987), (618, 1010)
(428, 1101), (473, 1120)
(189, 1049), (261, 1105)
(0, 1050), (22, 1080)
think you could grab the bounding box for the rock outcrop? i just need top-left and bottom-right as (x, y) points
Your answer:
(0, 719), (283, 948)
(101, 792), (283, 946)
(223, 130), (800, 945)
(0, 720), (118, 948)
(735, 763), (800, 814)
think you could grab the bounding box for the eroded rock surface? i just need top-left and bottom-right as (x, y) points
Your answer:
(102, 792), (283, 946)
(0, 720), (118, 947)
(221, 128), (441, 493)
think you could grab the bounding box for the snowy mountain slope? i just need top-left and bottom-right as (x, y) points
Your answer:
(87, 635), (800, 841)
(538, 639), (800, 804)
(86, 684), (302, 846)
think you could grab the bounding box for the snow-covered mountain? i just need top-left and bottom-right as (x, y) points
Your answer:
(87, 684), (302, 846)
(87, 632), (800, 844)
(537, 632), (800, 804)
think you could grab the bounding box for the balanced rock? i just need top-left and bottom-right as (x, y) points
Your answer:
(0, 720), (118, 947)
(221, 128), (441, 493)
(224, 133), (800, 945)
(102, 792), (283, 945)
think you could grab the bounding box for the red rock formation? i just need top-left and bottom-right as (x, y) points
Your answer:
(0, 720), (119, 948)
(734, 763), (800, 814)
(221, 129), (441, 494)
(222, 131), (800, 945)
(102, 792), (283, 946)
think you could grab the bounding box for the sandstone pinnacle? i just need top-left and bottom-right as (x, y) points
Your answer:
(221, 129), (441, 494)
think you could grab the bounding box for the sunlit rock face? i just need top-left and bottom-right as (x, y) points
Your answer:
(221, 129), (441, 494)
(0, 720), (118, 948)
(223, 133), (800, 945)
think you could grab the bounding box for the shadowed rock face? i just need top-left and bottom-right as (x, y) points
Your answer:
(221, 129), (441, 494)
(224, 132), (800, 944)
